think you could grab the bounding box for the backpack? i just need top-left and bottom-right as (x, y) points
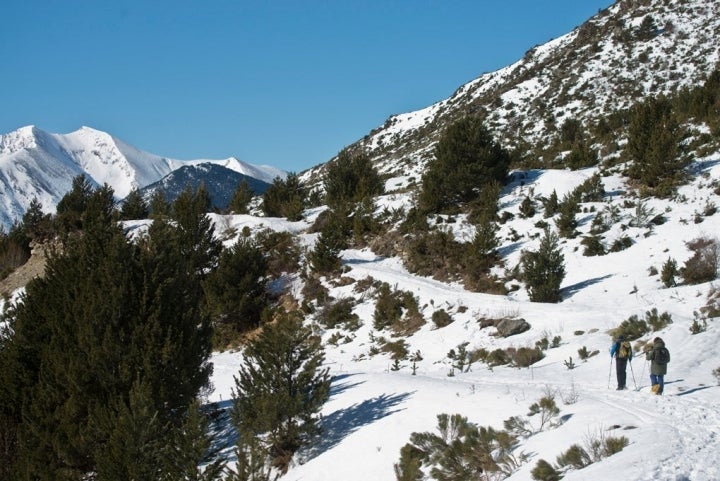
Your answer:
(618, 341), (631, 359)
(655, 346), (669, 364)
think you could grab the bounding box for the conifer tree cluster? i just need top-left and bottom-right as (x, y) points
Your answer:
(262, 173), (306, 221)
(0, 180), (223, 480)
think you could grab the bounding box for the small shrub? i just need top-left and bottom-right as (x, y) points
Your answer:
(681, 237), (718, 285)
(527, 396), (560, 431)
(611, 314), (648, 341)
(689, 318), (707, 334)
(581, 235), (606, 256)
(556, 444), (591, 469)
(578, 346), (599, 360)
(609, 235), (633, 252)
(531, 459), (562, 481)
(564, 357), (576, 370)
(318, 298), (360, 330)
(487, 348), (511, 366)
(535, 337), (550, 350)
(382, 339), (409, 361)
(645, 308), (673, 331)
(661, 257), (678, 287)
(602, 436), (629, 457)
(432, 309), (454, 328)
(551, 335), (562, 348)
(508, 347), (545, 368)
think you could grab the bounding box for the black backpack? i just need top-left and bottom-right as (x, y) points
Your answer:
(655, 347), (669, 364)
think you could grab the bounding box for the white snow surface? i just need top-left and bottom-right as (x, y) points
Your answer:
(204, 159), (720, 481)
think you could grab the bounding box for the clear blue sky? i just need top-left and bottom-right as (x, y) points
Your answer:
(1, 1), (613, 173)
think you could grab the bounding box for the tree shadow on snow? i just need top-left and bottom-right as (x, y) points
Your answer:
(330, 373), (366, 398)
(302, 391), (414, 461)
(205, 400), (239, 462)
(676, 386), (713, 396)
(561, 274), (613, 299)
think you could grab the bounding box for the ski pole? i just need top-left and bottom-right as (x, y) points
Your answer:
(629, 359), (637, 390)
(608, 357), (613, 389)
(639, 358), (647, 390)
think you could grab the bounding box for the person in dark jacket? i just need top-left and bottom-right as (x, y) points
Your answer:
(645, 337), (670, 395)
(610, 335), (632, 390)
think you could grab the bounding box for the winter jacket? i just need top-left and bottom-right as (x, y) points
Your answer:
(646, 339), (670, 375)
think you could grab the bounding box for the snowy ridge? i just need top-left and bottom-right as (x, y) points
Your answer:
(302, 0), (720, 185)
(0, 125), (286, 229)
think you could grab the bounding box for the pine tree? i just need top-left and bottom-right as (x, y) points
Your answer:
(262, 174), (306, 221)
(324, 148), (384, 209)
(21, 197), (53, 240)
(522, 229), (566, 303)
(228, 179), (254, 214)
(419, 116), (510, 213)
(626, 96), (685, 194)
(203, 238), (269, 336)
(149, 189), (171, 218)
(55, 174), (95, 233)
(519, 196), (536, 219)
(120, 187), (149, 220)
(555, 194), (579, 238)
(308, 232), (342, 275)
(232, 311), (330, 472)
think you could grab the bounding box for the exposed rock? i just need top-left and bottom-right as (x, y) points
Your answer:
(495, 318), (531, 337)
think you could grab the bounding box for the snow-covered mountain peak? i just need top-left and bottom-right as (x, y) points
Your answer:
(0, 125), (286, 230)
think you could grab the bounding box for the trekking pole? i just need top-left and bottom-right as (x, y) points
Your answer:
(629, 360), (638, 390)
(639, 358), (647, 390)
(608, 357), (613, 389)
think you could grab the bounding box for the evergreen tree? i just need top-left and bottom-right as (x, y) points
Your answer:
(55, 174), (95, 233)
(324, 148), (384, 209)
(519, 196), (536, 219)
(555, 194), (579, 238)
(542, 191), (560, 218)
(22, 197), (53, 240)
(419, 116), (510, 213)
(262, 174), (306, 221)
(203, 238), (269, 336)
(626, 96), (685, 194)
(1, 182), (219, 478)
(522, 229), (566, 303)
(149, 189), (171, 218)
(120, 187), (149, 220)
(160, 400), (226, 481)
(232, 311), (330, 472)
(308, 232), (342, 275)
(228, 179), (254, 214)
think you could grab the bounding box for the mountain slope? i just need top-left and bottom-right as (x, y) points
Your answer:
(138, 163), (271, 211)
(301, 0), (720, 185)
(0, 125), (285, 230)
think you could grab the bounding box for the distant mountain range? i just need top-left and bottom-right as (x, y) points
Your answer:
(0, 125), (284, 230)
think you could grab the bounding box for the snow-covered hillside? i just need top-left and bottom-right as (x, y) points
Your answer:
(202, 154), (720, 480)
(0, 125), (285, 230)
(301, 0), (720, 186)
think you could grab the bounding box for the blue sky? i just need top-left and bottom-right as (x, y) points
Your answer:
(1, 1), (612, 173)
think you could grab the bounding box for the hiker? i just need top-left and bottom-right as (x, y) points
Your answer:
(645, 337), (670, 395)
(610, 335), (633, 390)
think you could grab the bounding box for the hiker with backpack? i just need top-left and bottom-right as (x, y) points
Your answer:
(610, 335), (633, 390)
(645, 337), (670, 395)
